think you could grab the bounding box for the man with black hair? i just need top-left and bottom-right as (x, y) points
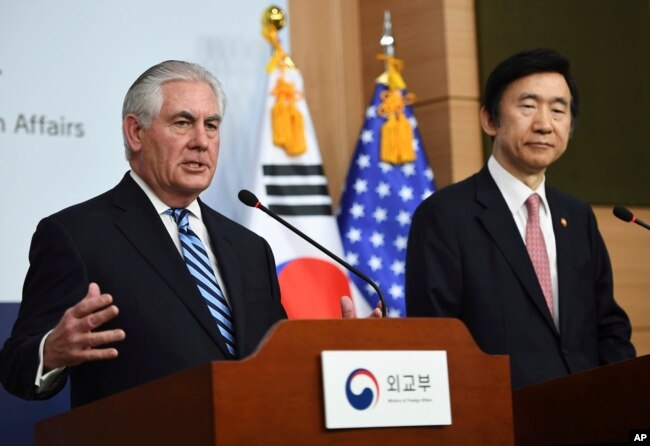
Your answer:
(406, 48), (635, 388)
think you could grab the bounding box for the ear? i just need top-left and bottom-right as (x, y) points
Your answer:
(123, 114), (145, 153)
(479, 107), (498, 137)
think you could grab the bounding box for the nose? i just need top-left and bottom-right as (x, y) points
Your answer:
(189, 124), (210, 150)
(532, 107), (552, 134)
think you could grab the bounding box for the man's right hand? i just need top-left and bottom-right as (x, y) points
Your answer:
(43, 282), (126, 372)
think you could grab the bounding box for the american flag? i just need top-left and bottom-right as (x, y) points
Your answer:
(337, 82), (436, 317)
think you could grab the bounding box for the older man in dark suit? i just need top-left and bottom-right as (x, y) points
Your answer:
(405, 49), (635, 388)
(0, 61), (291, 407)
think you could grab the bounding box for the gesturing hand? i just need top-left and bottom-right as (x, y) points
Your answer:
(43, 283), (126, 372)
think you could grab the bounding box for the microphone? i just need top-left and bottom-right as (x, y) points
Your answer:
(238, 189), (387, 317)
(613, 205), (650, 231)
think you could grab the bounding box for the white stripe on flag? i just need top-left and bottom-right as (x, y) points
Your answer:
(263, 175), (327, 185)
(267, 195), (332, 205)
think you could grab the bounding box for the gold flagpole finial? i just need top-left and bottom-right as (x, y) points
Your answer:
(261, 5), (295, 70)
(262, 5), (286, 31)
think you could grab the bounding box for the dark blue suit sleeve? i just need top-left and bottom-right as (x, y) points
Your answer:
(0, 217), (84, 400)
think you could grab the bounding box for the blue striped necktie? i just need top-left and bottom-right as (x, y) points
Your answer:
(165, 208), (237, 358)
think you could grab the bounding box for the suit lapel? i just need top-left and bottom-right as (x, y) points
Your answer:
(475, 168), (557, 333)
(546, 190), (573, 335)
(199, 201), (248, 355)
(112, 174), (229, 355)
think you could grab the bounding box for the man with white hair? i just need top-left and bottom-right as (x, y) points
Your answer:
(0, 60), (289, 407)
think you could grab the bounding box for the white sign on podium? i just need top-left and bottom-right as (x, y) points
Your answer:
(321, 350), (451, 429)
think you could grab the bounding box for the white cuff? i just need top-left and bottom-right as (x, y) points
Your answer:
(35, 330), (66, 394)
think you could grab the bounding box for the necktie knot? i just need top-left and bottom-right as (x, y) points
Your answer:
(166, 208), (190, 231)
(525, 194), (541, 220)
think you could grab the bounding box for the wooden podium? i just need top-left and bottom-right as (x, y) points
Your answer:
(513, 354), (650, 445)
(35, 319), (514, 445)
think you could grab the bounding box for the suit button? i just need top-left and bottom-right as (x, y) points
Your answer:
(561, 348), (568, 355)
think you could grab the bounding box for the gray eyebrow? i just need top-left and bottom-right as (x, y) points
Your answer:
(171, 111), (222, 123)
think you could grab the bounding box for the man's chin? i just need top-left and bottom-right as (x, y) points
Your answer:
(524, 153), (562, 171)
(174, 178), (211, 198)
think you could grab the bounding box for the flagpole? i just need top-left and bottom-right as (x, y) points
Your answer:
(380, 10), (394, 58)
(378, 10), (394, 83)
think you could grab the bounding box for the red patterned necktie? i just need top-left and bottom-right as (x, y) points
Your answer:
(525, 194), (554, 316)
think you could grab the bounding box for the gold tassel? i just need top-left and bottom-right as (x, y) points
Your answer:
(380, 110), (416, 164)
(376, 55), (415, 164)
(271, 78), (306, 156)
(377, 88), (415, 164)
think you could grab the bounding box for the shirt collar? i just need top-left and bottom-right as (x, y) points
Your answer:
(487, 155), (549, 215)
(129, 170), (203, 220)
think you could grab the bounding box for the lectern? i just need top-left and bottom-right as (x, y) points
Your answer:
(514, 354), (650, 445)
(36, 318), (513, 445)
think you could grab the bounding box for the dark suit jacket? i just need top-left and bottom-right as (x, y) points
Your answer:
(405, 166), (635, 388)
(0, 173), (286, 407)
